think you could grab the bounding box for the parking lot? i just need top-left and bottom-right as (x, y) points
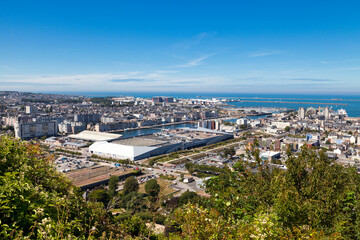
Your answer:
(137, 174), (157, 184)
(54, 155), (96, 173)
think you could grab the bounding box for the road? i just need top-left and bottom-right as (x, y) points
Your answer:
(166, 139), (246, 164)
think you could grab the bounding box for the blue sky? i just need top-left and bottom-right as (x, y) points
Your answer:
(1, 0), (360, 94)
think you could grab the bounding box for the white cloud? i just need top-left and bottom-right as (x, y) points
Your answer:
(174, 31), (216, 49)
(0, 71), (203, 89)
(171, 54), (214, 68)
(247, 50), (283, 57)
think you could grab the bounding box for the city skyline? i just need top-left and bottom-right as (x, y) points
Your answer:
(1, 1), (360, 93)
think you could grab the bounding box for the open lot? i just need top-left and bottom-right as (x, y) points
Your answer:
(138, 178), (179, 197)
(66, 165), (135, 189)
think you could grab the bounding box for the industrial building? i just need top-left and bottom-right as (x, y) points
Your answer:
(89, 127), (233, 160)
(68, 130), (122, 142)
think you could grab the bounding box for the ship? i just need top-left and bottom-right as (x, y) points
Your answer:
(337, 108), (348, 116)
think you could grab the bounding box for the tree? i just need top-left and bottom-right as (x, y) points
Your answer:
(148, 158), (156, 166)
(108, 175), (119, 197)
(88, 189), (111, 206)
(0, 136), (141, 239)
(253, 138), (259, 147)
(123, 176), (139, 195)
(223, 121), (234, 126)
(223, 147), (236, 157)
(178, 190), (198, 206)
(124, 192), (146, 213)
(145, 179), (160, 200)
(201, 146), (360, 238)
(284, 126), (291, 132)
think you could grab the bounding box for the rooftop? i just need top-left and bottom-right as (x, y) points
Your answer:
(68, 130), (122, 141)
(112, 136), (170, 147)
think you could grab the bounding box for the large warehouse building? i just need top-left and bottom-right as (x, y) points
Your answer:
(89, 127), (233, 160)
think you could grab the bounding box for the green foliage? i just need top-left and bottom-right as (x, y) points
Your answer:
(55, 148), (81, 156)
(90, 154), (132, 165)
(159, 174), (176, 181)
(240, 124), (247, 130)
(1, 126), (14, 132)
(185, 162), (227, 177)
(135, 211), (165, 225)
(178, 190), (199, 206)
(123, 176), (139, 195)
(147, 138), (242, 165)
(57, 99), (82, 104)
(90, 97), (112, 105)
(145, 179), (161, 200)
(108, 175), (119, 197)
(88, 189), (111, 206)
(119, 215), (150, 237)
(0, 136), (136, 239)
(148, 158), (157, 166)
(222, 147), (236, 157)
(121, 192), (147, 213)
(22, 98), (50, 103)
(191, 146), (360, 238)
(222, 121), (234, 126)
(3, 135), (360, 239)
(172, 204), (337, 239)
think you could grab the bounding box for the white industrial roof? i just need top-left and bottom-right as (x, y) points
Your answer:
(68, 130), (122, 142)
(89, 141), (158, 160)
(260, 151), (280, 157)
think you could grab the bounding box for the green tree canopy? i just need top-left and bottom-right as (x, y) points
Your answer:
(145, 179), (160, 198)
(199, 146), (360, 239)
(88, 189), (111, 206)
(108, 175), (119, 197)
(223, 147), (236, 157)
(123, 176), (139, 195)
(0, 136), (140, 239)
(179, 190), (199, 206)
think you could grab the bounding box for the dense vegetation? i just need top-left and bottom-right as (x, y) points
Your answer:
(0, 137), (151, 239)
(171, 147), (360, 239)
(90, 97), (113, 106)
(2, 136), (360, 239)
(185, 162), (227, 177)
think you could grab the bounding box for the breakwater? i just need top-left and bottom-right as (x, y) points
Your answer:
(235, 100), (348, 106)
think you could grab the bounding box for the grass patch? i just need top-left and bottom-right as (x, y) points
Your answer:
(138, 178), (177, 197)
